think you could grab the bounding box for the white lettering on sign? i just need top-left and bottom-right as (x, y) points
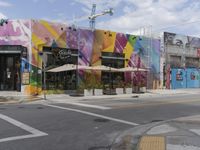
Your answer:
(58, 49), (72, 59)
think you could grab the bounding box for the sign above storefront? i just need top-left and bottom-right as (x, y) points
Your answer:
(51, 48), (77, 60)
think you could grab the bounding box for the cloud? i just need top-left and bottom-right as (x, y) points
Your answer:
(74, 0), (122, 14)
(0, 12), (7, 19)
(0, 1), (12, 7)
(73, 0), (200, 37)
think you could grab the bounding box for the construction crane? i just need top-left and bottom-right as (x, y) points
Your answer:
(68, 4), (113, 30)
(89, 4), (114, 30)
(0, 18), (8, 26)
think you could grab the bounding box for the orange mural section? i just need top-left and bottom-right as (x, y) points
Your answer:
(91, 30), (117, 65)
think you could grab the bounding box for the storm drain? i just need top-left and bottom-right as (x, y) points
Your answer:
(94, 118), (110, 123)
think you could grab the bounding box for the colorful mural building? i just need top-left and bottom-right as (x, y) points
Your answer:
(164, 32), (200, 89)
(0, 19), (162, 95)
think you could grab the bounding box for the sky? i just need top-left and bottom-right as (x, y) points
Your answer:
(1, 0), (200, 37)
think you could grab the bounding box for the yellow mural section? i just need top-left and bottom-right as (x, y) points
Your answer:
(32, 33), (45, 68)
(91, 30), (117, 65)
(40, 20), (66, 47)
(123, 42), (134, 67)
(26, 20), (67, 95)
(102, 31), (116, 52)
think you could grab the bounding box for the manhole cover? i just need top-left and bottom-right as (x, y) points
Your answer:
(18, 106), (25, 109)
(37, 107), (44, 109)
(132, 95), (139, 98)
(151, 120), (163, 123)
(88, 146), (110, 150)
(94, 118), (110, 123)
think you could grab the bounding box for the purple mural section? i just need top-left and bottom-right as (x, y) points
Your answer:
(0, 20), (31, 49)
(66, 27), (79, 49)
(66, 28), (94, 66)
(114, 33), (128, 53)
(79, 29), (94, 66)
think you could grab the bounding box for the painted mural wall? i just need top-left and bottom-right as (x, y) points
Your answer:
(0, 19), (161, 95)
(0, 19), (31, 94)
(65, 29), (161, 88)
(31, 20), (67, 95)
(171, 68), (200, 89)
(164, 32), (200, 49)
(90, 30), (161, 88)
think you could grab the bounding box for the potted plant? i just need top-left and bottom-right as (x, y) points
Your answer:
(79, 72), (94, 96)
(94, 82), (103, 96)
(125, 82), (132, 94)
(115, 79), (124, 95)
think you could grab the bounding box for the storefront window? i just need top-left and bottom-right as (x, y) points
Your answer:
(43, 47), (78, 90)
(101, 52), (125, 89)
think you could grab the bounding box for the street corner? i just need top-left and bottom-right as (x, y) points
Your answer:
(19, 96), (43, 104)
(143, 116), (200, 150)
(0, 96), (20, 105)
(111, 123), (161, 150)
(0, 96), (42, 105)
(165, 118), (200, 150)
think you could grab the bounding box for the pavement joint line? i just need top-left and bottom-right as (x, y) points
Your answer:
(48, 102), (111, 110)
(112, 98), (200, 109)
(43, 104), (139, 126)
(0, 113), (48, 143)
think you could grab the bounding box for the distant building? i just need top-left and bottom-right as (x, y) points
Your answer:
(164, 32), (200, 89)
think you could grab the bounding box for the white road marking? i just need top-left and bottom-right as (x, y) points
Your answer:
(44, 104), (139, 126)
(66, 102), (111, 110)
(0, 113), (48, 143)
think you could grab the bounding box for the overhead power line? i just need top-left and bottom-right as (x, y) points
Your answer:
(154, 19), (200, 31)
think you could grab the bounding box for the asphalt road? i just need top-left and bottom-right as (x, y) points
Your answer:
(0, 94), (200, 150)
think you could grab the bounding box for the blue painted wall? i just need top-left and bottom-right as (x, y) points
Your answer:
(186, 68), (200, 88)
(171, 68), (200, 89)
(171, 68), (186, 89)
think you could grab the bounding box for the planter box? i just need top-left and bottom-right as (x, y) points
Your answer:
(94, 89), (103, 96)
(140, 87), (146, 93)
(84, 89), (93, 96)
(116, 88), (124, 95)
(126, 88), (132, 94)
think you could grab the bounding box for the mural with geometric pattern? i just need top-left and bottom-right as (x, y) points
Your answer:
(0, 19), (161, 95)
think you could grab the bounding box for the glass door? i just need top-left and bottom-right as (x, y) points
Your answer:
(0, 55), (20, 91)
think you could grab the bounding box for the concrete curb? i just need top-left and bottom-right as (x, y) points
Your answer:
(0, 97), (43, 105)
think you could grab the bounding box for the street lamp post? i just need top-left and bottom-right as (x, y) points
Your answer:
(68, 24), (80, 93)
(39, 51), (47, 100)
(137, 56), (141, 93)
(43, 63), (47, 100)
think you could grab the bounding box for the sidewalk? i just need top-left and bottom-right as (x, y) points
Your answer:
(112, 115), (200, 150)
(37, 88), (200, 103)
(0, 88), (200, 104)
